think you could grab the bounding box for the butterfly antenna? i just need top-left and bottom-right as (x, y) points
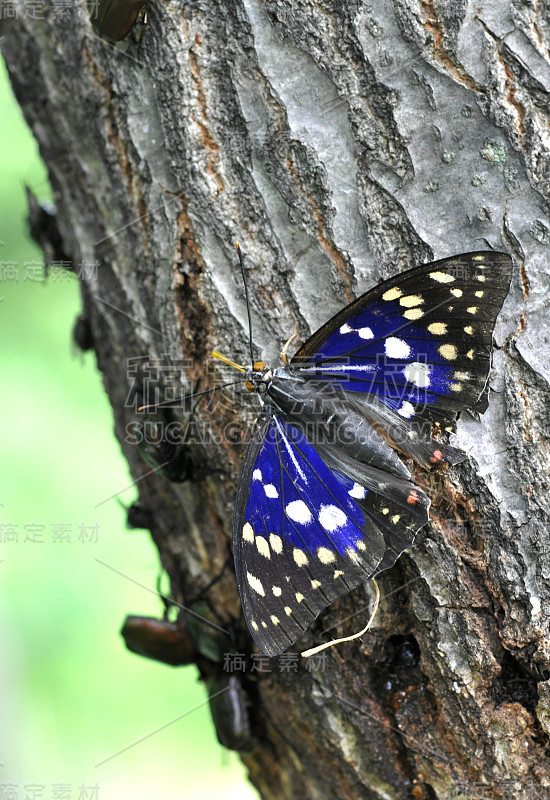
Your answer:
(236, 242), (255, 367)
(300, 579), (380, 658)
(138, 380), (244, 412)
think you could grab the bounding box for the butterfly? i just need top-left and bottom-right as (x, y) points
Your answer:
(221, 251), (512, 657)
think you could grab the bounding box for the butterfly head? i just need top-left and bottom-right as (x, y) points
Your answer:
(245, 361), (273, 395)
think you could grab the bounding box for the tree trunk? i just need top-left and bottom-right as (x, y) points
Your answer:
(3, 0), (550, 797)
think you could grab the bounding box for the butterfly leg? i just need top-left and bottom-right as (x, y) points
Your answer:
(280, 323), (300, 366)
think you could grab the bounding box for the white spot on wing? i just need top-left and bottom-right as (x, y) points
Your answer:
(348, 483), (367, 499)
(319, 504), (347, 532)
(398, 400), (415, 419)
(263, 483), (278, 499)
(340, 323), (353, 334)
(403, 362), (431, 388)
(357, 326), (374, 339)
(252, 469), (262, 481)
(286, 500), (312, 524)
(385, 337), (411, 359)
(272, 586), (282, 596)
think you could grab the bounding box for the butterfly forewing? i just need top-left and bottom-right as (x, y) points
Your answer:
(292, 252), (512, 429)
(233, 412), (429, 655)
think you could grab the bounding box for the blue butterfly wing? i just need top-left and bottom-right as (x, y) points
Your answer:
(292, 252), (512, 430)
(233, 411), (429, 656)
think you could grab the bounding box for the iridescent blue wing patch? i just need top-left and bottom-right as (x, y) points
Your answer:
(292, 252), (512, 433)
(233, 412), (429, 656)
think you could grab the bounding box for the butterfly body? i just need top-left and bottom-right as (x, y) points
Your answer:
(251, 366), (414, 480)
(230, 251), (512, 656)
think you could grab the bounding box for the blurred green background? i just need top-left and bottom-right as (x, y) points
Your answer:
(0, 56), (257, 800)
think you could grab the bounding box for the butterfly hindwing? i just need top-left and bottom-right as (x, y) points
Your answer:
(292, 251), (512, 432)
(233, 412), (429, 656)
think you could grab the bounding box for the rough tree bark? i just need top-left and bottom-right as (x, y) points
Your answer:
(3, 0), (550, 797)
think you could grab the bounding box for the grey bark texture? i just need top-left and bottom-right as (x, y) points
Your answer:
(3, 0), (550, 796)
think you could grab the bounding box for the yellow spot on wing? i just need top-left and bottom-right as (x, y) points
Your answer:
(346, 547), (360, 562)
(430, 271), (455, 283)
(256, 536), (270, 559)
(475, 290), (484, 297)
(247, 572), (265, 596)
(270, 615), (280, 625)
(285, 607), (292, 616)
(269, 533), (283, 553)
(296, 593), (304, 603)
(451, 288), (463, 298)
(464, 325), (474, 335)
(428, 322), (447, 335)
(293, 548), (308, 566)
(382, 286), (403, 301)
(439, 343), (457, 360)
(449, 382), (463, 392)
(317, 547), (336, 564)
(242, 522), (254, 542)
(311, 580), (322, 589)
(392, 514), (401, 524)
(400, 294), (424, 308)
(467, 349), (474, 359)
(403, 308), (424, 320)
(467, 307), (478, 314)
